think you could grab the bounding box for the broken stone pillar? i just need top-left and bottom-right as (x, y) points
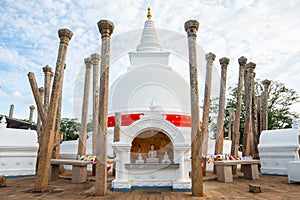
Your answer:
(34, 28), (73, 192)
(112, 112), (121, 176)
(249, 184), (261, 193)
(185, 19), (203, 197)
(95, 19), (114, 196)
(242, 62), (256, 156)
(78, 57), (92, 156)
(231, 56), (247, 156)
(214, 57), (230, 156)
(42, 65), (53, 113)
(0, 176), (6, 187)
(9, 104), (14, 118)
(262, 79), (271, 131)
(29, 105), (35, 123)
(113, 112), (122, 142)
(91, 53), (100, 155)
(202, 52), (216, 155)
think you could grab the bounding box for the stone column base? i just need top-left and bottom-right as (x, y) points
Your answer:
(111, 180), (131, 192)
(172, 180), (191, 192)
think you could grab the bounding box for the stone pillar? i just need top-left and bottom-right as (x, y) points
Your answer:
(228, 108), (235, 140)
(250, 72), (257, 157)
(91, 53), (100, 155)
(214, 57), (230, 156)
(231, 56), (247, 156)
(37, 87), (44, 140)
(242, 62), (256, 156)
(53, 64), (66, 162)
(113, 113), (122, 143)
(9, 104), (14, 118)
(257, 96), (262, 136)
(96, 20), (114, 196)
(77, 57), (92, 156)
(262, 79), (271, 131)
(184, 19), (202, 197)
(202, 52), (216, 155)
(34, 28), (73, 192)
(29, 105), (35, 123)
(42, 65), (53, 114)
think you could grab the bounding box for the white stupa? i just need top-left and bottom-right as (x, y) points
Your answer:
(110, 8), (192, 192)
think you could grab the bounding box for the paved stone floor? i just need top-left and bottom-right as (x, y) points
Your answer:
(0, 172), (299, 199)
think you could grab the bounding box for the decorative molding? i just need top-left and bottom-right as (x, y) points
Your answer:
(172, 180), (191, 189)
(122, 111), (185, 144)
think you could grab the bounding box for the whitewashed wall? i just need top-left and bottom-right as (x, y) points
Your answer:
(0, 117), (38, 176)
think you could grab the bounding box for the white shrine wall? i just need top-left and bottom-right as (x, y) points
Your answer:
(0, 117), (38, 177)
(258, 127), (300, 175)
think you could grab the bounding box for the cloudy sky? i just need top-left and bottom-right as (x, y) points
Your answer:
(0, 0), (299, 122)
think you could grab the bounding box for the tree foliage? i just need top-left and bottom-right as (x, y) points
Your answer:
(60, 118), (80, 141)
(223, 80), (299, 137)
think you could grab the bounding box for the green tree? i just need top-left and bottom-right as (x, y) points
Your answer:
(224, 80), (299, 137)
(60, 118), (80, 141)
(87, 121), (93, 133)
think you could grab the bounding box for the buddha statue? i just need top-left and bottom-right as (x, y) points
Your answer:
(146, 145), (159, 163)
(161, 152), (171, 164)
(136, 153), (144, 164)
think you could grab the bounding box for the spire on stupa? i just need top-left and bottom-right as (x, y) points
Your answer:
(136, 7), (163, 52)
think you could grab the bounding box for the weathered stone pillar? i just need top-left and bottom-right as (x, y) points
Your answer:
(257, 96), (262, 136)
(228, 107), (235, 140)
(34, 28), (73, 192)
(37, 87), (44, 140)
(9, 104), (14, 118)
(95, 20), (114, 196)
(202, 52), (216, 156)
(91, 53), (100, 175)
(78, 57), (92, 156)
(112, 112), (121, 176)
(262, 79), (271, 131)
(184, 19), (202, 197)
(29, 105), (35, 123)
(42, 65), (53, 114)
(113, 112), (122, 143)
(91, 53), (100, 156)
(35, 87), (44, 174)
(242, 62), (256, 156)
(250, 72), (257, 157)
(231, 56), (247, 156)
(214, 57), (230, 156)
(53, 64), (66, 163)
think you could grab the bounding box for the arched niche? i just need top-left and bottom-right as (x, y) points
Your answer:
(130, 130), (173, 163)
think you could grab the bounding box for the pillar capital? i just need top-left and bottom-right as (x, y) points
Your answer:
(91, 53), (100, 65)
(58, 28), (73, 44)
(238, 56), (247, 66)
(219, 57), (230, 69)
(97, 20), (114, 38)
(184, 20), (199, 37)
(43, 65), (52, 74)
(262, 79), (271, 87)
(84, 57), (92, 68)
(246, 62), (256, 73)
(205, 52), (216, 62)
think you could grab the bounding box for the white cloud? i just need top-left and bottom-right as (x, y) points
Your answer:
(0, 0), (300, 121)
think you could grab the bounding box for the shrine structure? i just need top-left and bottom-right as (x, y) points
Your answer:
(109, 9), (192, 191)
